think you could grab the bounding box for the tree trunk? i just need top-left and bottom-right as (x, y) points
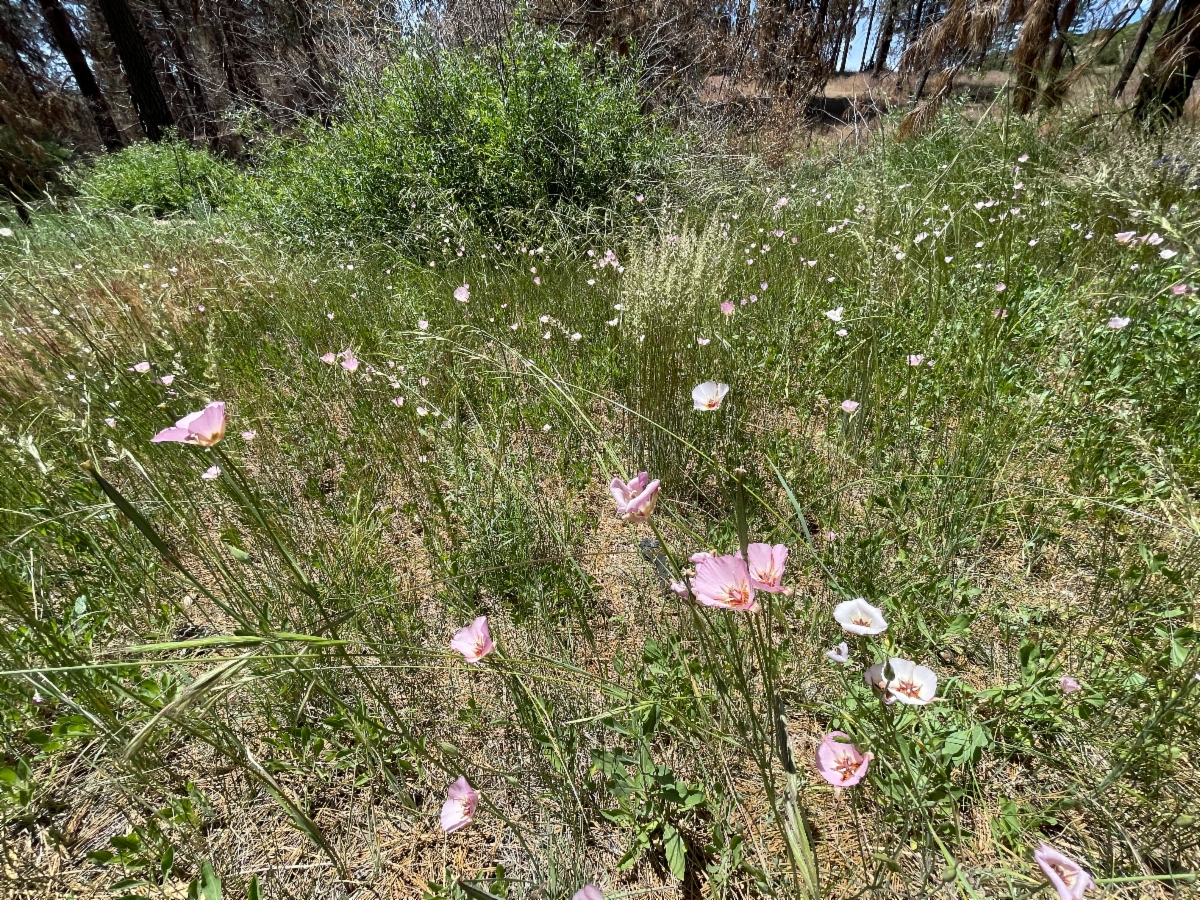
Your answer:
(38, 0), (123, 150)
(1040, 0), (1080, 106)
(1012, 0), (1059, 113)
(93, 0), (174, 140)
(859, 0), (878, 71)
(1113, 0), (1169, 99)
(154, 0), (214, 142)
(1135, 0), (1200, 122)
(839, 0), (859, 73)
(872, 0), (898, 72)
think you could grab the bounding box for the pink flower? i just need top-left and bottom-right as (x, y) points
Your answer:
(993, 308), (1008, 319)
(534, 276), (541, 285)
(688, 551), (714, 564)
(840, 399), (860, 414)
(995, 282), (1006, 292)
(815, 731), (872, 787)
(160, 374), (175, 386)
(241, 430), (256, 440)
(1034, 843), (1095, 900)
(1018, 153), (1029, 163)
(720, 301), (735, 315)
(906, 354), (925, 366)
(773, 197), (789, 210)
(697, 337), (711, 346)
(1107, 316), (1130, 329)
(670, 580), (689, 598)
(201, 465), (221, 481)
(636, 194), (645, 203)
(691, 554), (758, 612)
(1059, 675), (1081, 693)
(574, 886), (604, 900)
(129, 361), (150, 373)
(743, 543), (789, 592)
(609, 472), (660, 523)
(865, 658), (937, 705)
(692, 381), (730, 411)
(391, 397), (405, 407)
(454, 283), (470, 303)
(450, 616), (494, 663)
(1171, 282), (1190, 295)
(151, 402), (227, 447)
(1114, 231), (1136, 244)
(1160, 248), (1178, 260)
(835, 328), (848, 336)
(418, 320), (429, 331)
(440, 777), (478, 833)
(341, 356), (359, 373)
(320, 352), (337, 364)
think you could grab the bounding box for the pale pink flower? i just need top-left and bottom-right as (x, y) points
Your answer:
(574, 886), (604, 900)
(877, 657), (937, 705)
(833, 598), (887, 635)
(201, 465), (221, 481)
(995, 282), (1006, 292)
(773, 197), (789, 210)
(1059, 675), (1081, 693)
(691, 554), (758, 612)
(1160, 248), (1178, 260)
(242, 430), (256, 440)
(418, 320), (429, 331)
(391, 397), (405, 407)
(840, 399), (860, 414)
(697, 337), (711, 346)
(320, 352), (337, 364)
(454, 284), (470, 303)
(1018, 153), (1029, 163)
(104, 417), (116, 428)
(743, 543), (789, 592)
(906, 354), (925, 366)
(1171, 282), (1190, 295)
(826, 642), (850, 664)
(129, 361), (150, 373)
(815, 731), (872, 788)
(688, 551), (714, 564)
(160, 374), (175, 386)
(1107, 316), (1130, 330)
(824, 306), (843, 322)
(534, 276), (541, 285)
(340, 356), (359, 373)
(720, 301), (735, 315)
(836, 328), (848, 336)
(151, 402), (227, 447)
(670, 580), (689, 598)
(609, 472), (661, 523)
(1145, 232), (1164, 246)
(440, 777), (478, 833)
(692, 381), (730, 411)
(1034, 843), (1095, 900)
(993, 308), (1008, 319)
(1114, 231), (1136, 244)
(450, 616), (494, 663)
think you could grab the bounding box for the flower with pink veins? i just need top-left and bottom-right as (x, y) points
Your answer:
(574, 886), (604, 900)
(833, 598), (887, 635)
(878, 657), (938, 705)
(815, 731), (872, 788)
(743, 542), (789, 592)
(440, 777), (478, 833)
(609, 472), (661, 523)
(1034, 843), (1095, 900)
(450, 616), (494, 663)
(151, 402), (227, 447)
(691, 554), (758, 612)
(692, 381), (730, 411)
(340, 356), (359, 373)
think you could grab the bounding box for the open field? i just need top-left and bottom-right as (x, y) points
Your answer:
(2, 108), (1199, 899)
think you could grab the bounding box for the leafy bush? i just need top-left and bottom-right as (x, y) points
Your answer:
(72, 135), (236, 215)
(238, 22), (682, 239)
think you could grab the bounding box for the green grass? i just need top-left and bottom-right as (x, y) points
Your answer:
(1, 105), (1199, 899)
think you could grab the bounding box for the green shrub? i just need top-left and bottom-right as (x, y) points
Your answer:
(72, 134), (236, 215)
(238, 22), (683, 240)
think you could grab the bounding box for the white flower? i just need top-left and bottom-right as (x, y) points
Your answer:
(826, 642), (850, 664)
(0, 227), (13, 237)
(692, 381), (730, 411)
(881, 657), (938, 706)
(201, 465), (221, 481)
(1161, 248), (1178, 260)
(833, 598), (887, 635)
(824, 306), (844, 322)
(1108, 316), (1130, 330)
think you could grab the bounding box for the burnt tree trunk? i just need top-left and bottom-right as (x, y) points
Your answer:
(1113, 0), (1169, 99)
(38, 0), (123, 149)
(1011, 0), (1059, 114)
(93, 0), (174, 139)
(1135, 0), (1200, 122)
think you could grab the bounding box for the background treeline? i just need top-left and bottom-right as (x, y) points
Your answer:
(4, 0), (1200, 216)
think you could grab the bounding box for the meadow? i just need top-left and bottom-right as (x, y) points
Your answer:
(2, 90), (1199, 899)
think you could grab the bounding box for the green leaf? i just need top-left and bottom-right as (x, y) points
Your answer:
(198, 861), (223, 900)
(224, 542), (251, 562)
(663, 822), (687, 881)
(247, 877), (261, 900)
